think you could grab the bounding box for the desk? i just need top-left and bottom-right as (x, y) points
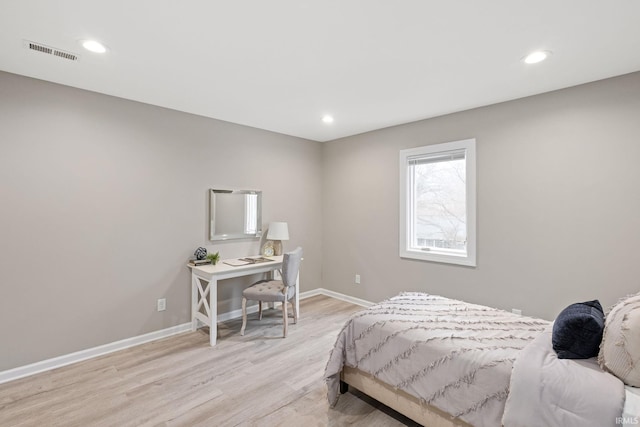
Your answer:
(189, 255), (300, 346)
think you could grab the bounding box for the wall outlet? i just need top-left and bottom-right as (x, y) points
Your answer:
(157, 298), (166, 312)
(512, 308), (522, 316)
(355, 274), (361, 284)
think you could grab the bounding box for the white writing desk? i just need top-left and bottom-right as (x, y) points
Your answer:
(189, 255), (300, 346)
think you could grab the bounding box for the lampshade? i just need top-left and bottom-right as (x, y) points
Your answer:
(267, 222), (289, 240)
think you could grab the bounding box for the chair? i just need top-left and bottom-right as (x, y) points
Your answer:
(240, 247), (303, 338)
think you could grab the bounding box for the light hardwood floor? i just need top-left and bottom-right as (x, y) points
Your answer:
(0, 295), (419, 427)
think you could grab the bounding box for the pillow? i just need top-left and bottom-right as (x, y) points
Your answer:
(552, 300), (604, 359)
(599, 293), (640, 386)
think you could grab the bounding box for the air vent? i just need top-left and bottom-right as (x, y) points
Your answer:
(28, 42), (52, 55)
(24, 40), (79, 62)
(53, 50), (78, 61)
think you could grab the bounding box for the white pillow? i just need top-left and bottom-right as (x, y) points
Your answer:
(599, 293), (640, 386)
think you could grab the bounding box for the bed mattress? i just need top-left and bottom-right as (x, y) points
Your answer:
(325, 292), (549, 427)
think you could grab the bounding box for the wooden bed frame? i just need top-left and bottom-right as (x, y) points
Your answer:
(340, 366), (472, 427)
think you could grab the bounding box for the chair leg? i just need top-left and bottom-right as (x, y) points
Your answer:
(240, 297), (247, 336)
(258, 301), (263, 320)
(282, 300), (288, 338)
(290, 299), (298, 324)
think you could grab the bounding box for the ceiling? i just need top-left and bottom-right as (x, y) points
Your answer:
(2, 1), (640, 142)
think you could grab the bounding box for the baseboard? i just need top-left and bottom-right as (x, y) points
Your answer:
(299, 288), (323, 299)
(0, 323), (192, 385)
(226, 288), (372, 313)
(0, 288), (371, 385)
(217, 304), (259, 322)
(302, 288), (374, 307)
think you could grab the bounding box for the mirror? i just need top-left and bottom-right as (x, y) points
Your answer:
(210, 189), (262, 241)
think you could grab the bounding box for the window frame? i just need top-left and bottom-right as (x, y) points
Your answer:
(399, 138), (477, 267)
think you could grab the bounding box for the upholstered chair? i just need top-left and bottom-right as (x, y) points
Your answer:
(240, 247), (303, 338)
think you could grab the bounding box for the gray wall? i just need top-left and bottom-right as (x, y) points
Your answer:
(3, 68), (640, 372)
(322, 71), (640, 320)
(0, 71), (323, 371)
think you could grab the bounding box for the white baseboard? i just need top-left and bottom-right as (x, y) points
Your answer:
(220, 288), (371, 315)
(0, 288), (371, 385)
(299, 288), (323, 299)
(0, 323), (192, 385)
(308, 288), (375, 307)
(217, 304), (259, 322)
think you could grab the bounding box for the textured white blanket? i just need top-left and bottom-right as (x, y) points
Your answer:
(325, 292), (549, 427)
(503, 329), (625, 427)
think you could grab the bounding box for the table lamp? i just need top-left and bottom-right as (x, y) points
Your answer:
(267, 222), (289, 256)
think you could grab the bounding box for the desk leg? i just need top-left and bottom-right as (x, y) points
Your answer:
(268, 269), (277, 310)
(295, 271), (300, 319)
(191, 273), (218, 346)
(209, 278), (217, 346)
(191, 273), (198, 332)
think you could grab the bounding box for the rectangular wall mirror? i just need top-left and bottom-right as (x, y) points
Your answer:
(210, 189), (262, 241)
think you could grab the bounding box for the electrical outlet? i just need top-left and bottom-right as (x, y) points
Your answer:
(355, 274), (361, 284)
(157, 298), (166, 312)
(512, 308), (522, 316)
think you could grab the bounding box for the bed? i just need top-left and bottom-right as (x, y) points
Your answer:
(325, 292), (633, 427)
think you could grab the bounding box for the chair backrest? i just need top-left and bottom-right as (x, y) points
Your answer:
(282, 247), (303, 289)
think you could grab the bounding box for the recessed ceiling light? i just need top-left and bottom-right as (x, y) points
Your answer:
(81, 40), (107, 53)
(322, 115), (334, 124)
(523, 50), (551, 64)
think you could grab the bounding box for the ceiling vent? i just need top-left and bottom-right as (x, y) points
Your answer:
(24, 40), (79, 61)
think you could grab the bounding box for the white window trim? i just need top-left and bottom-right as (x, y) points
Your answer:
(399, 138), (477, 267)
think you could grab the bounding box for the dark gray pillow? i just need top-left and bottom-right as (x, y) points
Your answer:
(552, 300), (604, 359)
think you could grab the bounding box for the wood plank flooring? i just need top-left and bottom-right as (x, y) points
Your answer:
(0, 295), (419, 427)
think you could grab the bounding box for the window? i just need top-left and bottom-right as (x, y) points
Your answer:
(399, 139), (476, 266)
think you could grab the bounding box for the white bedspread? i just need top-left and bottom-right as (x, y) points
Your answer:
(623, 386), (640, 426)
(503, 328), (625, 427)
(325, 292), (549, 427)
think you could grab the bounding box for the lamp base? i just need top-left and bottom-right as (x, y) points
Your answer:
(273, 240), (283, 256)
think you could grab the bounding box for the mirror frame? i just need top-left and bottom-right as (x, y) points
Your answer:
(209, 189), (263, 241)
